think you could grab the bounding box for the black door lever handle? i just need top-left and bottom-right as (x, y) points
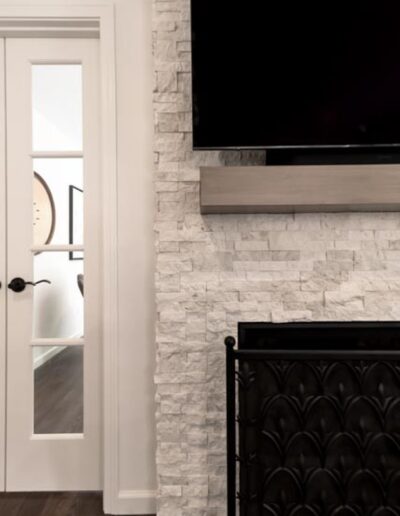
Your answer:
(8, 277), (51, 293)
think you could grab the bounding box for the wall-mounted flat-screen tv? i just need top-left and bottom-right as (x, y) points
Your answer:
(191, 1), (400, 151)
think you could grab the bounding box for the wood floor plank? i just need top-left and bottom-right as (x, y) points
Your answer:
(0, 492), (25, 516)
(0, 493), (151, 516)
(14, 493), (48, 516)
(40, 492), (79, 516)
(75, 492), (104, 516)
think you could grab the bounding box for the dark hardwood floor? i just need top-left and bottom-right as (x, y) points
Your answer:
(34, 347), (83, 434)
(0, 492), (103, 516)
(0, 492), (146, 516)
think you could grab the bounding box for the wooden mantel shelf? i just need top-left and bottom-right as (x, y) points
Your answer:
(200, 165), (400, 214)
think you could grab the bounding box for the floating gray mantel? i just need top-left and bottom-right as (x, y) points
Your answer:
(200, 165), (400, 214)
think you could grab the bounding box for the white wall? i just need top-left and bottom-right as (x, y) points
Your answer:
(0, 0), (156, 513)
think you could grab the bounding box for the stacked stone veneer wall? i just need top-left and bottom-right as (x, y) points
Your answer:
(153, 1), (400, 514)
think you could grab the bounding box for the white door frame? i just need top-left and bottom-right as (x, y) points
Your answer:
(0, 38), (6, 492)
(0, 4), (120, 512)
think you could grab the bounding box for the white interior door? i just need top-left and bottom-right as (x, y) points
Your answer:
(5, 38), (101, 491)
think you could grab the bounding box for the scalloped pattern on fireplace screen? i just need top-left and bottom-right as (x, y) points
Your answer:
(237, 358), (400, 516)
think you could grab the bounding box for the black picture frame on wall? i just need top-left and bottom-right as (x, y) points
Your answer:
(69, 185), (84, 261)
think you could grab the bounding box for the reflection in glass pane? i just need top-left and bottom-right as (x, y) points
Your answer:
(33, 158), (83, 246)
(32, 253), (84, 339)
(32, 64), (83, 151)
(33, 346), (83, 434)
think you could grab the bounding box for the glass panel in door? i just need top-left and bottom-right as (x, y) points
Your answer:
(33, 345), (83, 434)
(32, 64), (83, 151)
(33, 158), (84, 247)
(32, 252), (84, 339)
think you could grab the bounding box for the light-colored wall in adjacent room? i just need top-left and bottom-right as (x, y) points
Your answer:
(152, 1), (400, 515)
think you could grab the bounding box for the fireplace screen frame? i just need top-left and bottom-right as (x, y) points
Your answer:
(225, 322), (400, 516)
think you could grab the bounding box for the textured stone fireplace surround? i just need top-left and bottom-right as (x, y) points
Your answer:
(153, 1), (400, 514)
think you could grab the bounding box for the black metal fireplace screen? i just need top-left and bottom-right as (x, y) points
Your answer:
(225, 322), (400, 516)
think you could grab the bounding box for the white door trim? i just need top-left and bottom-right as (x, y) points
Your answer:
(0, 37), (6, 492)
(0, 5), (121, 512)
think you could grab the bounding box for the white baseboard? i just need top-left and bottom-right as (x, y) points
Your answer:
(33, 333), (81, 370)
(33, 346), (64, 370)
(105, 489), (157, 515)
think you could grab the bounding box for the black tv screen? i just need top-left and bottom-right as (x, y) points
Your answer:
(191, 1), (400, 150)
